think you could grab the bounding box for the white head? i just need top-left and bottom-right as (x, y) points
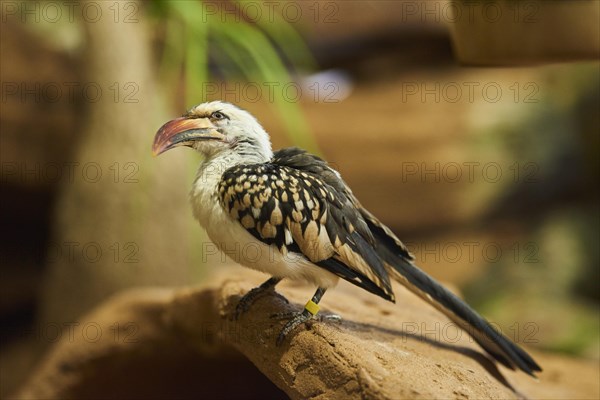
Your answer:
(152, 101), (273, 163)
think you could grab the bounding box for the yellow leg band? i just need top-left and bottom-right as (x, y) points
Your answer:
(304, 300), (320, 316)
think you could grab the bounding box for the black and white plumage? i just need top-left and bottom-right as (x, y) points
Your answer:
(218, 149), (397, 302)
(152, 101), (542, 376)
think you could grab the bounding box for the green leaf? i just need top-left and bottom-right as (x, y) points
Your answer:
(151, 0), (320, 153)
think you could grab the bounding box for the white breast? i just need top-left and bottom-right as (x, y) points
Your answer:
(190, 157), (339, 289)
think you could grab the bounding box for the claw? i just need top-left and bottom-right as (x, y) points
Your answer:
(318, 313), (342, 323)
(276, 309), (314, 346)
(271, 310), (342, 344)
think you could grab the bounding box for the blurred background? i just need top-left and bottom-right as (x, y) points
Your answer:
(1, 0), (599, 397)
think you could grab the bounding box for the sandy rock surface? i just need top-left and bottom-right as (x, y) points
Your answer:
(14, 269), (600, 399)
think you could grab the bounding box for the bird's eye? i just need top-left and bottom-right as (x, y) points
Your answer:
(211, 111), (227, 120)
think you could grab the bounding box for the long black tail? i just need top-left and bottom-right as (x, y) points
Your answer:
(388, 257), (541, 376)
(363, 213), (542, 376)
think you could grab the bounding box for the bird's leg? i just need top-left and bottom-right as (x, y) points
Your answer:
(275, 287), (326, 345)
(234, 277), (284, 319)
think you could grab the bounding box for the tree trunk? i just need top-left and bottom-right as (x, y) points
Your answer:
(40, 0), (208, 329)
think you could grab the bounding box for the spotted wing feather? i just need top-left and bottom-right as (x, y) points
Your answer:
(218, 148), (394, 300)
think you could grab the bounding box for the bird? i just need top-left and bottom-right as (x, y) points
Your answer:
(152, 100), (542, 377)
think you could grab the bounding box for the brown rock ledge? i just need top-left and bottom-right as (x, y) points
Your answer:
(13, 269), (600, 399)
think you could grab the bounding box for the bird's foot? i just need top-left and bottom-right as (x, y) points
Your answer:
(274, 309), (314, 346)
(271, 311), (342, 323)
(234, 278), (286, 320)
(270, 287), (329, 345)
(271, 309), (342, 345)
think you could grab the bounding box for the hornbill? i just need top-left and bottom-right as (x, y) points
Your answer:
(152, 101), (541, 376)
